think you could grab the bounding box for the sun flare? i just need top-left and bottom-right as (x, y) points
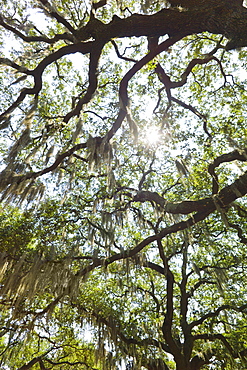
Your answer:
(144, 127), (161, 145)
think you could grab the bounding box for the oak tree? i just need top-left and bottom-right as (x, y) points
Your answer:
(1, 0), (247, 369)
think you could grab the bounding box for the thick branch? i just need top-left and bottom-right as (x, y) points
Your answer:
(18, 357), (43, 370)
(142, 260), (166, 275)
(133, 164), (247, 215)
(76, 4), (247, 50)
(27, 178), (246, 330)
(1, 3), (247, 128)
(229, 222), (247, 244)
(162, 265), (183, 363)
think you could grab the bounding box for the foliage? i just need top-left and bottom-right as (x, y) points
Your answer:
(0, 0), (247, 369)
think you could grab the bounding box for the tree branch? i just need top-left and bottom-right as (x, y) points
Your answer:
(17, 349), (52, 370)
(208, 149), (247, 194)
(193, 333), (236, 358)
(0, 58), (30, 74)
(38, 0), (77, 35)
(133, 163), (247, 215)
(0, 42), (93, 121)
(190, 304), (247, 330)
(0, 14), (74, 43)
(64, 41), (103, 122)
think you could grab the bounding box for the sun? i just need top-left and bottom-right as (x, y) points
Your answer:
(144, 127), (161, 145)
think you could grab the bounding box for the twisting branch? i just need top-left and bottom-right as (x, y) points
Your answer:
(171, 96), (211, 137)
(104, 35), (182, 142)
(208, 148), (247, 194)
(189, 304), (233, 330)
(148, 34), (222, 138)
(153, 86), (166, 113)
(14, 168), (247, 332)
(31, 207), (218, 325)
(173, 55), (220, 89)
(0, 42), (93, 121)
(0, 142), (87, 187)
(228, 222), (247, 244)
(141, 260), (166, 275)
(118, 35), (181, 106)
(64, 41), (104, 122)
(38, 0), (77, 35)
(151, 54), (216, 137)
(188, 279), (216, 299)
(190, 304), (247, 334)
(111, 40), (137, 62)
(0, 14), (74, 43)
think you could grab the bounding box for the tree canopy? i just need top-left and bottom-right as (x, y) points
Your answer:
(1, 0), (247, 369)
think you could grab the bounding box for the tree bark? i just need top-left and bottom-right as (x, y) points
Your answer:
(77, 2), (247, 50)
